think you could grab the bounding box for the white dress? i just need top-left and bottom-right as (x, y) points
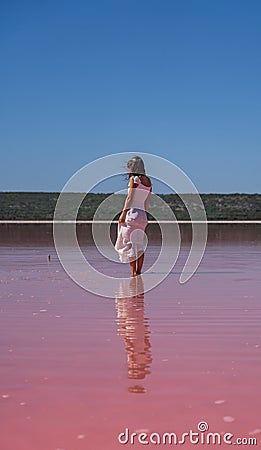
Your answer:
(115, 176), (151, 263)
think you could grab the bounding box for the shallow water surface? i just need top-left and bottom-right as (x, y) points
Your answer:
(0, 226), (261, 449)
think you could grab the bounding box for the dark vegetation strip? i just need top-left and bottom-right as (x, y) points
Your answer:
(0, 192), (261, 220)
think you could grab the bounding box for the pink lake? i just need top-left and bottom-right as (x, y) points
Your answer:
(0, 224), (261, 449)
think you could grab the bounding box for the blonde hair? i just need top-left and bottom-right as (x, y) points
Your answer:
(126, 156), (145, 177)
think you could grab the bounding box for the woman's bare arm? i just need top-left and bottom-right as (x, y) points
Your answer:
(119, 176), (137, 223)
(123, 176), (136, 210)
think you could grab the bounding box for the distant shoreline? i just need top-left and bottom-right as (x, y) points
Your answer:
(1, 220), (261, 224)
(0, 192), (260, 221)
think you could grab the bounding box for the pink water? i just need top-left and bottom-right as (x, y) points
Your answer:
(1, 239), (261, 449)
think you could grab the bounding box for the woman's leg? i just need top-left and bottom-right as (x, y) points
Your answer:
(136, 251), (144, 275)
(130, 259), (137, 277)
(130, 244), (140, 277)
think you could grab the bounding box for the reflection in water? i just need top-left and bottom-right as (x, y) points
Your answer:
(115, 276), (152, 393)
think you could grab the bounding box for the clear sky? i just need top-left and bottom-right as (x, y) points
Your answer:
(0, 0), (260, 193)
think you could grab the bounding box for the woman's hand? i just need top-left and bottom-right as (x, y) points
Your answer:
(119, 212), (126, 223)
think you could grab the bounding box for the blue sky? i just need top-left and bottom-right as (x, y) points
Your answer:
(0, 0), (260, 193)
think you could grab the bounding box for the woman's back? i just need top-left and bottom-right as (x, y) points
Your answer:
(128, 175), (152, 210)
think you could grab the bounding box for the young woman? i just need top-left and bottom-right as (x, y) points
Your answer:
(115, 156), (152, 276)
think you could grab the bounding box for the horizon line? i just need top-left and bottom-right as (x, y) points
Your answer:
(0, 220), (261, 224)
(0, 191), (261, 195)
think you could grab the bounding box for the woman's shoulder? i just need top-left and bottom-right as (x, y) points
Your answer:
(140, 174), (152, 188)
(129, 174), (152, 189)
(128, 175), (140, 188)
